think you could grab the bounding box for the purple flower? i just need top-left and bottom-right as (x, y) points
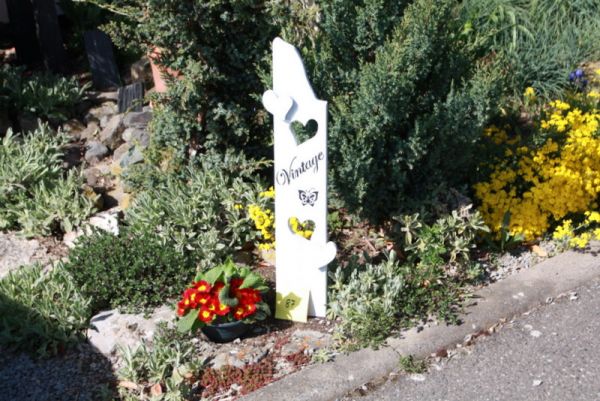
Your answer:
(575, 68), (584, 78)
(569, 72), (576, 82)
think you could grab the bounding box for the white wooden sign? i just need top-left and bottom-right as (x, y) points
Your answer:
(262, 38), (337, 320)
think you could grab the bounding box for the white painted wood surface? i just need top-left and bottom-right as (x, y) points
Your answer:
(262, 38), (336, 319)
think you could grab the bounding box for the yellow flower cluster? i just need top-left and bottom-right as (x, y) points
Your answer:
(475, 96), (600, 240)
(288, 217), (314, 240)
(483, 125), (520, 146)
(552, 212), (600, 248)
(248, 204), (274, 250)
(259, 186), (275, 199)
(248, 187), (276, 251)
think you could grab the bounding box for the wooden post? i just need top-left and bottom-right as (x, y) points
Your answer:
(6, 0), (42, 66)
(30, 0), (68, 73)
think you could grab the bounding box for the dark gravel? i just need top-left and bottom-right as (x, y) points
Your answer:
(0, 343), (115, 401)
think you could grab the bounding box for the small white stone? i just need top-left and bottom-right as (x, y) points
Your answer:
(530, 330), (542, 338)
(533, 380), (543, 387)
(409, 374), (426, 382)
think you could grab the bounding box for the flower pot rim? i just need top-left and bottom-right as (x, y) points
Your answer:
(205, 320), (247, 328)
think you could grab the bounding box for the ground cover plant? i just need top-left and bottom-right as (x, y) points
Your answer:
(328, 207), (488, 348)
(0, 264), (92, 357)
(0, 125), (96, 236)
(0, 65), (88, 125)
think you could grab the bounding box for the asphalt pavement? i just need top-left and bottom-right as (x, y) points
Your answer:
(354, 277), (600, 401)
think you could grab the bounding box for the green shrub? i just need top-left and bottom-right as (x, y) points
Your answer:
(0, 65), (88, 123)
(0, 126), (96, 236)
(125, 151), (266, 269)
(85, 0), (276, 161)
(276, 0), (503, 221)
(0, 264), (92, 356)
(62, 229), (196, 313)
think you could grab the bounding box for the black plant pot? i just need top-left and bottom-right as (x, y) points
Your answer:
(201, 321), (249, 343)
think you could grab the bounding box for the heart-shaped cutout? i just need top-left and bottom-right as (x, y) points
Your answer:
(262, 90), (294, 122)
(291, 119), (318, 144)
(288, 217), (315, 240)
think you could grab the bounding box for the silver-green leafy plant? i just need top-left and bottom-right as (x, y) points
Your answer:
(125, 152), (266, 269)
(0, 263), (93, 357)
(0, 64), (88, 122)
(117, 324), (204, 401)
(328, 251), (405, 349)
(329, 207), (488, 349)
(395, 205), (490, 277)
(0, 125), (96, 236)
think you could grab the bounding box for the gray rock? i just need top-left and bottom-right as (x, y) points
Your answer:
(82, 167), (102, 187)
(210, 345), (270, 370)
(84, 102), (117, 125)
(99, 114), (124, 150)
(87, 305), (174, 356)
(85, 141), (109, 164)
(99, 114), (111, 129)
(122, 127), (150, 148)
(63, 230), (84, 249)
(113, 142), (131, 162)
(0, 233), (41, 279)
(122, 110), (152, 128)
(61, 119), (86, 139)
(118, 145), (144, 168)
(291, 329), (332, 353)
(80, 122), (100, 141)
(88, 209), (120, 235)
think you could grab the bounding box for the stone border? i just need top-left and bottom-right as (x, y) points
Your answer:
(242, 245), (600, 401)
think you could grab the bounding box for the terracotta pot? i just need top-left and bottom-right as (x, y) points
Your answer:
(148, 47), (181, 93)
(201, 321), (249, 343)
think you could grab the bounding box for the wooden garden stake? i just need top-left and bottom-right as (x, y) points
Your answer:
(262, 38), (337, 321)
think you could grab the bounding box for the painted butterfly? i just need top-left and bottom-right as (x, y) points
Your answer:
(299, 189), (318, 206)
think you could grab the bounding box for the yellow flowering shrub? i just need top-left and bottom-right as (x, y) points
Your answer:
(552, 211), (600, 249)
(475, 93), (600, 240)
(247, 187), (275, 251)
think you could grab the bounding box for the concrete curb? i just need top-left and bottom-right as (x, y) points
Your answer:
(242, 246), (600, 401)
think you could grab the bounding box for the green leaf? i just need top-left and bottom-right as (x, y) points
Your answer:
(177, 310), (199, 333)
(221, 260), (236, 278)
(203, 266), (223, 285)
(218, 284), (238, 307)
(239, 272), (263, 290)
